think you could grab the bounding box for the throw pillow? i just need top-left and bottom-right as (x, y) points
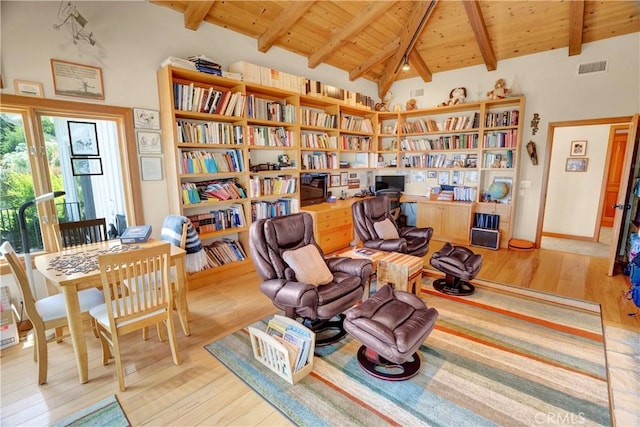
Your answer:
(282, 244), (333, 286)
(374, 218), (399, 240)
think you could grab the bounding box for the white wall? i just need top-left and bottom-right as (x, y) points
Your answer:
(543, 125), (613, 237)
(390, 33), (640, 240)
(1, 1), (638, 242)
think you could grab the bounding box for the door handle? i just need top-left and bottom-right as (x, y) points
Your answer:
(612, 203), (631, 210)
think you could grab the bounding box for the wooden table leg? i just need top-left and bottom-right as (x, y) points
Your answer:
(62, 285), (88, 384)
(173, 258), (191, 336)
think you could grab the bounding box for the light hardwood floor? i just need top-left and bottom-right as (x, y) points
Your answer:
(1, 243), (638, 426)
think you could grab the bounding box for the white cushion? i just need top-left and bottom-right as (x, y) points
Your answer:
(89, 293), (167, 329)
(374, 218), (399, 239)
(282, 244), (333, 286)
(35, 288), (105, 322)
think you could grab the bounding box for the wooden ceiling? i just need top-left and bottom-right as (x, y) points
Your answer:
(151, 1), (640, 97)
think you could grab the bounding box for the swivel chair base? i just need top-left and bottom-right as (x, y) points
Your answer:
(303, 314), (348, 347)
(433, 275), (475, 296)
(356, 345), (421, 381)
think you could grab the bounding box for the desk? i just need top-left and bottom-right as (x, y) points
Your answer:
(34, 239), (190, 384)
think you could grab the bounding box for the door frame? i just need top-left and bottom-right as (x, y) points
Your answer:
(0, 94), (142, 254)
(535, 115), (635, 275)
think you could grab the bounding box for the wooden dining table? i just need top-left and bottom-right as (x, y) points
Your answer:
(34, 239), (191, 384)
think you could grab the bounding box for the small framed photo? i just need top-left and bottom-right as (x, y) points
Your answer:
(340, 171), (348, 186)
(133, 108), (160, 129)
(51, 59), (104, 100)
(452, 170), (463, 185)
(464, 170), (478, 183)
(71, 157), (103, 176)
(68, 121), (99, 156)
(570, 140), (587, 156)
(566, 158), (589, 172)
(14, 79), (44, 97)
(140, 156), (164, 181)
(438, 171), (450, 185)
(330, 175), (341, 187)
(136, 130), (162, 154)
(427, 170), (437, 179)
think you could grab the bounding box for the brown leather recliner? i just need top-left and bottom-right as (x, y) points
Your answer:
(249, 212), (373, 345)
(352, 196), (433, 257)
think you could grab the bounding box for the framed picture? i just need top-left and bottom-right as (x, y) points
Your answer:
(340, 171), (348, 186)
(136, 130), (162, 154)
(140, 156), (164, 181)
(427, 170), (437, 179)
(68, 121), (99, 156)
(438, 171), (450, 185)
(570, 140), (587, 156)
(13, 79), (44, 97)
(51, 59), (104, 100)
(71, 157), (103, 176)
(452, 170), (463, 185)
(566, 158), (589, 172)
(464, 170), (478, 183)
(133, 108), (160, 129)
(330, 174), (340, 187)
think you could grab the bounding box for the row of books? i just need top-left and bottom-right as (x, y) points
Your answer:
(187, 204), (246, 234)
(246, 95), (296, 123)
(301, 152), (339, 170)
(421, 153), (479, 169)
(399, 134), (479, 151)
(173, 82), (245, 116)
(264, 316), (313, 373)
(483, 130), (518, 148)
(484, 151), (514, 169)
(341, 115), (374, 133)
(486, 110), (519, 127)
(251, 198), (297, 221)
(176, 120), (243, 145)
(301, 132), (338, 149)
(249, 175), (297, 197)
(202, 238), (247, 268)
(452, 186), (478, 202)
(247, 126), (294, 147)
(188, 54), (222, 76)
(341, 135), (371, 151)
(300, 108), (337, 128)
(181, 179), (247, 205)
(180, 149), (244, 174)
(228, 61), (375, 110)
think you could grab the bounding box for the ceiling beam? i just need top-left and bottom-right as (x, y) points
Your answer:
(258, 1), (315, 53)
(568, 0), (585, 56)
(308, 1), (394, 69)
(349, 37), (399, 81)
(378, 0), (437, 98)
(183, 1), (215, 31)
(463, 0), (497, 71)
(408, 49), (432, 83)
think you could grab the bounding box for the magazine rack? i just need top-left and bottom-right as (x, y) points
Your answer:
(248, 315), (315, 385)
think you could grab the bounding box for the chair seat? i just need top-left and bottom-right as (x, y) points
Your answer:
(35, 288), (104, 322)
(89, 293), (167, 329)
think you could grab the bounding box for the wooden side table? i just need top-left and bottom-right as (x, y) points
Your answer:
(334, 247), (388, 299)
(377, 252), (423, 295)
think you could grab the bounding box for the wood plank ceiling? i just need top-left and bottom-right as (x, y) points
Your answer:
(151, 1), (640, 98)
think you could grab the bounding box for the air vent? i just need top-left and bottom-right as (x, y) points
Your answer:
(410, 88), (425, 97)
(577, 60), (607, 75)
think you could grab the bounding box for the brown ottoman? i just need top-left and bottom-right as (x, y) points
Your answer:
(429, 242), (483, 296)
(344, 285), (439, 380)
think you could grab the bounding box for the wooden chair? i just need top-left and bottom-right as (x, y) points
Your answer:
(89, 241), (181, 391)
(0, 242), (104, 385)
(58, 218), (108, 249)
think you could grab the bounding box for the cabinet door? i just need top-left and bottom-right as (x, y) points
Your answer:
(416, 203), (442, 239)
(442, 204), (472, 243)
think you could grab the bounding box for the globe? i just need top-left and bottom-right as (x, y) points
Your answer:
(488, 182), (509, 200)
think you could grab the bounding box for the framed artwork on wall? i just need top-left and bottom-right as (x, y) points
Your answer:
(330, 175), (340, 187)
(340, 171), (348, 186)
(566, 158), (589, 172)
(71, 157), (103, 176)
(570, 140), (587, 156)
(140, 156), (164, 181)
(133, 108), (160, 129)
(14, 79), (44, 97)
(136, 130), (162, 154)
(51, 59), (104, 100)
(68, 121), (99, 156)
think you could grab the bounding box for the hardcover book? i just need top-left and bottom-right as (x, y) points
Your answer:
(120, 225), (152, 244)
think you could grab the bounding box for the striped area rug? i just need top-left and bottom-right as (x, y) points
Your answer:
(204, 279), (611, 426)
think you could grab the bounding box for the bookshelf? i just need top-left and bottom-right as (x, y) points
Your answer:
(158, 65), (525, 285)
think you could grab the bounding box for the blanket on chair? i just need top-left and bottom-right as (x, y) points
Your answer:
(161, 215), (208, 273)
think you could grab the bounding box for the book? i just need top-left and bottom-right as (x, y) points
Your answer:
(120, 225), (152, 244)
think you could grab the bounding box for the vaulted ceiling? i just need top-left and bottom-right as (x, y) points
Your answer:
(150, 1), (640, 97)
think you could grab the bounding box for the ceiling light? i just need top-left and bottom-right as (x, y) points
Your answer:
(402, 56), (410, 72)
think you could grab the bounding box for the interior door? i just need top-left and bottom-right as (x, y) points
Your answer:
(600, 127), (628, 227)
(608, 115), (639, 276)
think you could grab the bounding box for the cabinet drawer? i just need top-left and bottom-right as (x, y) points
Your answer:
(315, 208), (350, 224)
(318, 224), (353, 253)
(316, 215), (352, 232)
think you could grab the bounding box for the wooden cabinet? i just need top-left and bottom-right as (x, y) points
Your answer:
(301, 199), (356, 254)
(415, 200), (474, 245)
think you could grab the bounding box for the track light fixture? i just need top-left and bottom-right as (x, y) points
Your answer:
(402, 56), (410, 72)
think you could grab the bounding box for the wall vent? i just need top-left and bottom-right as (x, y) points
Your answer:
(410, 88), (425, 97)
(577, 60), (607, 75)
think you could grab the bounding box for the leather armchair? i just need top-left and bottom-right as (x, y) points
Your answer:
(352, 196), (433, 257)
(249, 212), (373, 345)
